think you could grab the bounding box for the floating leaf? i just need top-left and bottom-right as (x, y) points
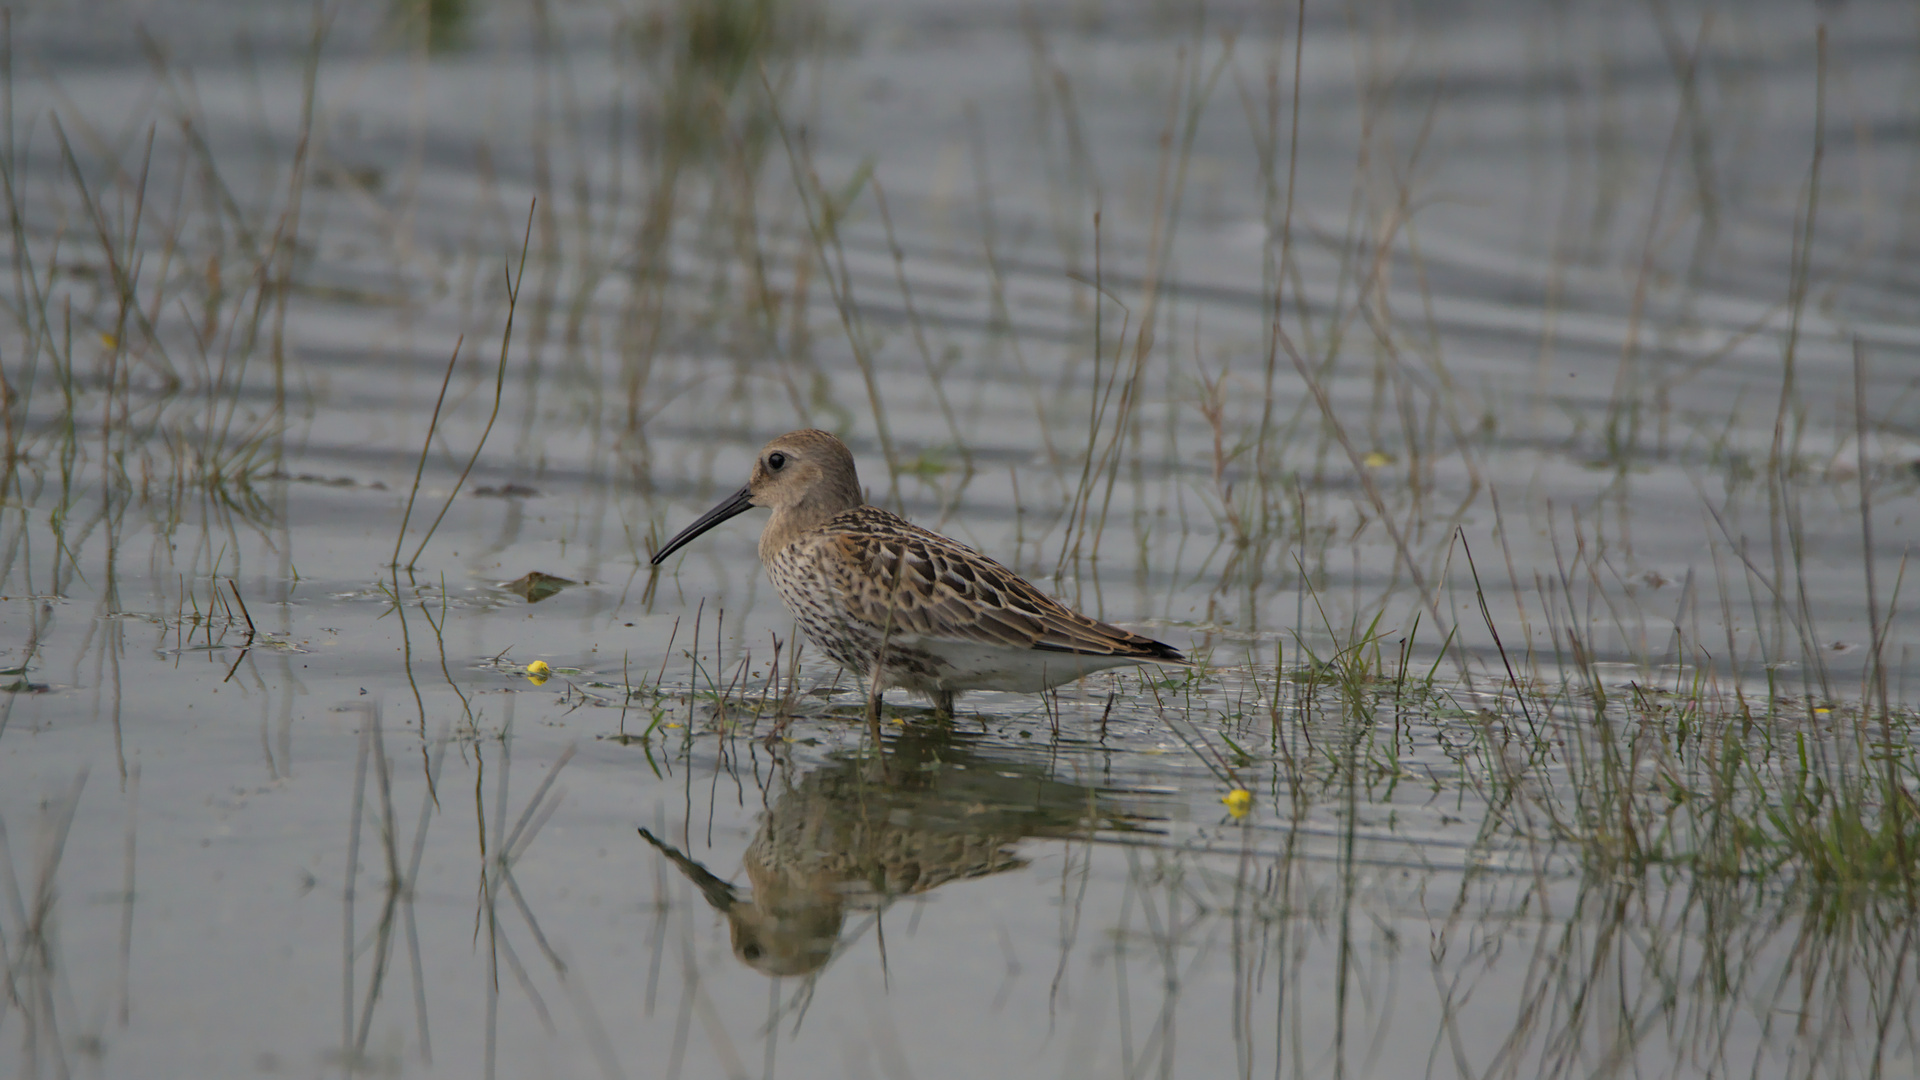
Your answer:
(474, 484), (542, 499)
(503, 571), (576, 603)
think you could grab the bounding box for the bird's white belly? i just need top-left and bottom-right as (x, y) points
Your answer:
(889, 636), (1151, 693)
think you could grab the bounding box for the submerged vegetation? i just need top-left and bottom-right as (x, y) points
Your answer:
(0, 0), (1916, 1076)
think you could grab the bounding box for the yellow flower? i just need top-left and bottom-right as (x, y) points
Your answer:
(1222, 788), (1253, 819)
(525, 660), (551, 686)
(1362, 451), (1393, 468)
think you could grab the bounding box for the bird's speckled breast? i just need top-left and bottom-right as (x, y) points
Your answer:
(764, 533), (947, 691)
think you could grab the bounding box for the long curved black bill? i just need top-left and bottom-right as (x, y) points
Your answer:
(650, 484), (756, 565)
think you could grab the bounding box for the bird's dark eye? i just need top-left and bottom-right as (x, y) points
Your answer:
(742, 943), (763, 960)
(767, 452), (787, 471)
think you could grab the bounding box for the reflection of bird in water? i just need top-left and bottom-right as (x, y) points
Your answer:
(649, 429), (1188, 715)
(638, 725), (1158, 977)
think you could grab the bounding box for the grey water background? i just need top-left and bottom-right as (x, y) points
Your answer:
(1, 0), (1918, 1076)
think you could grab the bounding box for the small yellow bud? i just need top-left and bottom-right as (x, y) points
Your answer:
(525, 660), (552, 686)
(1223, 788), (1253, 819)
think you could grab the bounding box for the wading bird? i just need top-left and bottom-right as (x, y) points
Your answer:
(650, 430), (1188, 714)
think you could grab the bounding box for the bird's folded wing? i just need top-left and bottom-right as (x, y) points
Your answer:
(827, 513), (1183, 662)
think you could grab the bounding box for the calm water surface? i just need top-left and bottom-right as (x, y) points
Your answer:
(1, 0), (1917, 1076)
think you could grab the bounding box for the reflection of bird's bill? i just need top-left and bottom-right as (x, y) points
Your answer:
(636, 827), (739, 912)
(638, 825), (845, 978)
(649, 484), (754, 564)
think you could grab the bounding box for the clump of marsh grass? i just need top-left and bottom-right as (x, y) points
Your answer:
(0, 9), (338, 573)
(611, 0), (838, 474)
(1536, 679), (1920, 889)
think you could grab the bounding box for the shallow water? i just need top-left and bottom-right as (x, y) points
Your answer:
(2, 0), (1918, 1076)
